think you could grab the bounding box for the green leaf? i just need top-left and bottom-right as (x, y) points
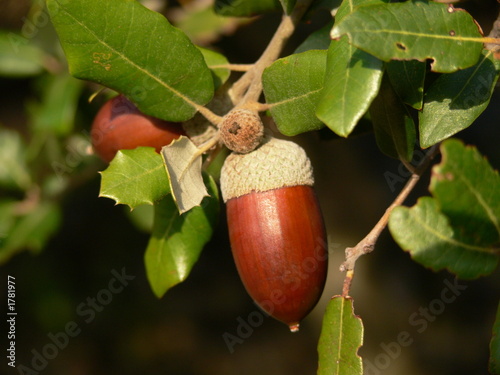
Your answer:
(144, 174), (219, 298)
(389, 197), (499, 279)
(330, 0), (484, 73)
(0, 201), (61, 264)
(262, 50), (327, 136)
(47, 0), (214, 122)
(314, 0), (386, 137)
(0, 31), (45, 77)
(99, 147), (170, 208)
(29, 73), (84, 136)
(316, 36), (383, 137)
(334, 0), (385, 22)
(390, 139), (500, 278)
(0, 128), (31, 190)
(490, 301), (500, 375)
(295, 20), (334, 53)
(198, 47), (230, 90)
(370, 75), (415, 162)
(419, 50), (500, 148)
(386, 59), (425, 110)
(214, 0), (281, 16)
(317, 296), (364, 375)
(430, 139), (500, 247)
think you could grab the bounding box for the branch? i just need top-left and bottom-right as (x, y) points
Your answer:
(210, 63), (254, 72)
(340, 144), (440, 296)
(486, 7), (500, 52)
(230, 0), (314, 104)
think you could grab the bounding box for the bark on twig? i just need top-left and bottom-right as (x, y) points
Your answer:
(340, 145), (440, 296)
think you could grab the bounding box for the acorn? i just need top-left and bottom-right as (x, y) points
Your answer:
(219, 108), (264, 154)
(220, 137), (328, 331)
(91, 95), (185, 163)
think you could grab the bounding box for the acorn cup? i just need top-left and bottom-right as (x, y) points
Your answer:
(220, 136), (328, 332)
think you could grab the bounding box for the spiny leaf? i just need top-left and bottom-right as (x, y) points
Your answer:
(47, 0), (214, 122)
(318, 296), (364, 375)
(99, 147), (170, 208)
(144, 174), (219, 298)
(331, 0), (484, 73)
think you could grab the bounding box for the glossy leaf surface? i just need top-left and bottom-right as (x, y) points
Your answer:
(316, 0), (384, 137)
(263, 50), (327, 136)
(389, 140), (500, 279)
(430, 139), (500, 246)
(144, 175), (219, 298)
(316, 36), (383, 137)
(198, 47), (230, 90)
(99, 147), (170, 208)
(331, 0), (484, 73)
(419, 50), (500, 148)
(318, 296), (364, 375)
(47, 0), (214, 122)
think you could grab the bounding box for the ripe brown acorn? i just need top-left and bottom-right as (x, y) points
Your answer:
(91, 95), (185, 162)
(220, 137), (328, 331)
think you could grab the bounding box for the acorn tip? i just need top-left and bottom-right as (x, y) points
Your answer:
(289, 323), (300, 333)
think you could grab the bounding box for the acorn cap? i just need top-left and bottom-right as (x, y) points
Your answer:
(220, 137), (314, 202)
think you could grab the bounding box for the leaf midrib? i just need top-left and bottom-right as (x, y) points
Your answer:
(54, 0), (198, 108)
(349, 28), (483, 43)
(410, 209), (498, 254)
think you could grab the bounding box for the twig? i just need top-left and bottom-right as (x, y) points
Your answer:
(486, 8), (500, 52)
(197, 105), (223, 126)
(231, 0), (314, 104)
(210, 63), (254, 72)
(340, 144), (440, 297)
